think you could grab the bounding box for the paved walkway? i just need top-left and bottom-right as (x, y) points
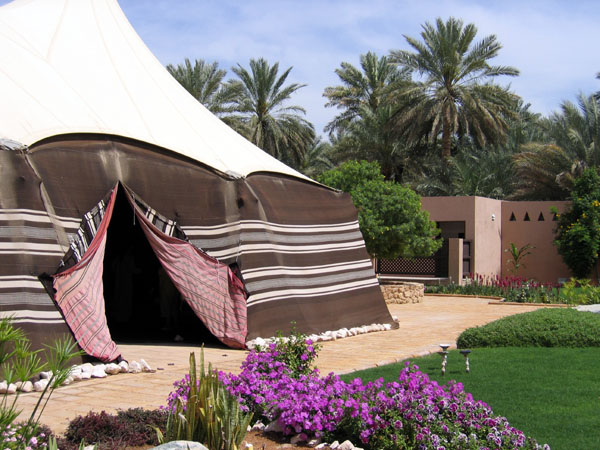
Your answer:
(14, 296), (547, 434)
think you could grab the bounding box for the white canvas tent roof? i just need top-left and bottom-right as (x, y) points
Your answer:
(0, 0), (307, 180)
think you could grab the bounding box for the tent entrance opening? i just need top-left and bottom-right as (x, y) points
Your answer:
(102, 189), (218, 344)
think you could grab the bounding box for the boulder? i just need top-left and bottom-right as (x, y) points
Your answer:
(338, 440), (355, 450)
(6, 383), (17, 394)
(20, 381), (33, 393)
(0, 381), (7, 394)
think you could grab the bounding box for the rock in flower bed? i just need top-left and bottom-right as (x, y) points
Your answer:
(166, 341), (550, 450)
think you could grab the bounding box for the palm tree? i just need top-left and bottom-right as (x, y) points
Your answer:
(331, 104), (409, 181)
(231, 58), (315, 168)
(410, 146), (516, 198)
(512, 94), (600, 199)
(389, 17), (520, 160)
(323, 52), (409, 135)
(166, 58), (242, 121)
(299, 137), (336, 178)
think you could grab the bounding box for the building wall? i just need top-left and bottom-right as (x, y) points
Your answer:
(501, 201), (571, 283)
(421, 196), (571, 284)
(472, 197), (503, 277)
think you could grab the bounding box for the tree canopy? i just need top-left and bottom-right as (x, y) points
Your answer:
(389, 17), (520, 160)
(553, 168), (600, 278)
(318, 161), (441, 259)
(231, 58), (315, 169)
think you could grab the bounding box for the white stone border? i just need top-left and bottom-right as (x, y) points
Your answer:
(246, 321), (396, 350)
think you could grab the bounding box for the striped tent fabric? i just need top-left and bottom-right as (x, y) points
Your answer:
(129, 190), (247, 349)
(0, 145), (78, 347)
(0, 0), (395, 355)
(52, 188), (120, 362)
(52, 183), (248, 357)
(183, 220), (378, 308)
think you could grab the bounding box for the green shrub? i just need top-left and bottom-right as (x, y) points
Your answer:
(457, 308), (600, 348)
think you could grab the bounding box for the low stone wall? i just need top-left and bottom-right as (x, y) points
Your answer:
(380, 281), (424, 304)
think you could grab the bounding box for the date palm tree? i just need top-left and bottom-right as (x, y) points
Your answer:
(166, 58), (243, 129)
(231, 58), (315, 169)
(390, 17), (520, 160)
(512, 93), (600, 199)
(323, 52), (409, 135)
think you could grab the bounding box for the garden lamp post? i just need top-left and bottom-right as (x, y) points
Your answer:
(439, 343), (450, 375)
(460, 349), (472, 373)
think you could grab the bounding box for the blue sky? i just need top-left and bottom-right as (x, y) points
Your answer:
(4, 0), (599, 137)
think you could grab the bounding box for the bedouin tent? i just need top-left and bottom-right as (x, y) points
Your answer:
(0, 0), (395, 361)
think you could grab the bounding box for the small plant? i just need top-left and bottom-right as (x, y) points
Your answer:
(160, 350), (252, 450)
(559, 278), (600, 304)
(60, 408), (165, 449)
(255, 322), (321, 378)
(505, 242), (535, 275)
(0, 317), (83, 448)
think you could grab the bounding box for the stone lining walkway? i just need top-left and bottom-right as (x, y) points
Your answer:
(14, 295), (548, 434)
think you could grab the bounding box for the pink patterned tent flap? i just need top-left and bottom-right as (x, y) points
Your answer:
(53, 187), (121, 362)
(130, 195), (248, 349)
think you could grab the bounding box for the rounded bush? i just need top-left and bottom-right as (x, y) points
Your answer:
(457, 308), (600, 348)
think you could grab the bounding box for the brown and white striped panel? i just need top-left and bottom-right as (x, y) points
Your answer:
(181, 219), (379, 308)
(0, 208), (81, 327)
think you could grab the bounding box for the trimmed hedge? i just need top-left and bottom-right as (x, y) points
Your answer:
(457, 308), (600, 348)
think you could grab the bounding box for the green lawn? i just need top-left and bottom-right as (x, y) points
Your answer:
(340, 347), (600, 450)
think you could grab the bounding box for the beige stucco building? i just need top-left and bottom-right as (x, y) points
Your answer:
(420, 196), (572, 284)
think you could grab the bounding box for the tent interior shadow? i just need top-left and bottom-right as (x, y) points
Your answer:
(102, 187), (221, 347)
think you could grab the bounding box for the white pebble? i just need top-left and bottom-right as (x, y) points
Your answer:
(105, 363), (121, 375)
(91, 367), (107, 378)
(129, 361), (142, 373)
(33, 379), (48, 392)
(140, 359), (153, 372)
(19, 381), (33, 392)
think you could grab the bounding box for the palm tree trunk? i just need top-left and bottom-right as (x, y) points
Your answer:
(442, 111), (451, 160)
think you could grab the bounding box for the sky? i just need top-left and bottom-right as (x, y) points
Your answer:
(4, 0), (599, 137)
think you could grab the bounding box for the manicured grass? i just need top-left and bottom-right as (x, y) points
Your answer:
(340, 347), (600, 450)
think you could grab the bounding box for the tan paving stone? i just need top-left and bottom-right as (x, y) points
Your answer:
(13, 295), (550, 434)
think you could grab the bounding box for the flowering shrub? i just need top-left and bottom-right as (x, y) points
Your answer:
(254, 325), (321, 378)
(427, 273), (563, 304)
(214, 344), (549, 449)
(166, 338), (549, 449)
